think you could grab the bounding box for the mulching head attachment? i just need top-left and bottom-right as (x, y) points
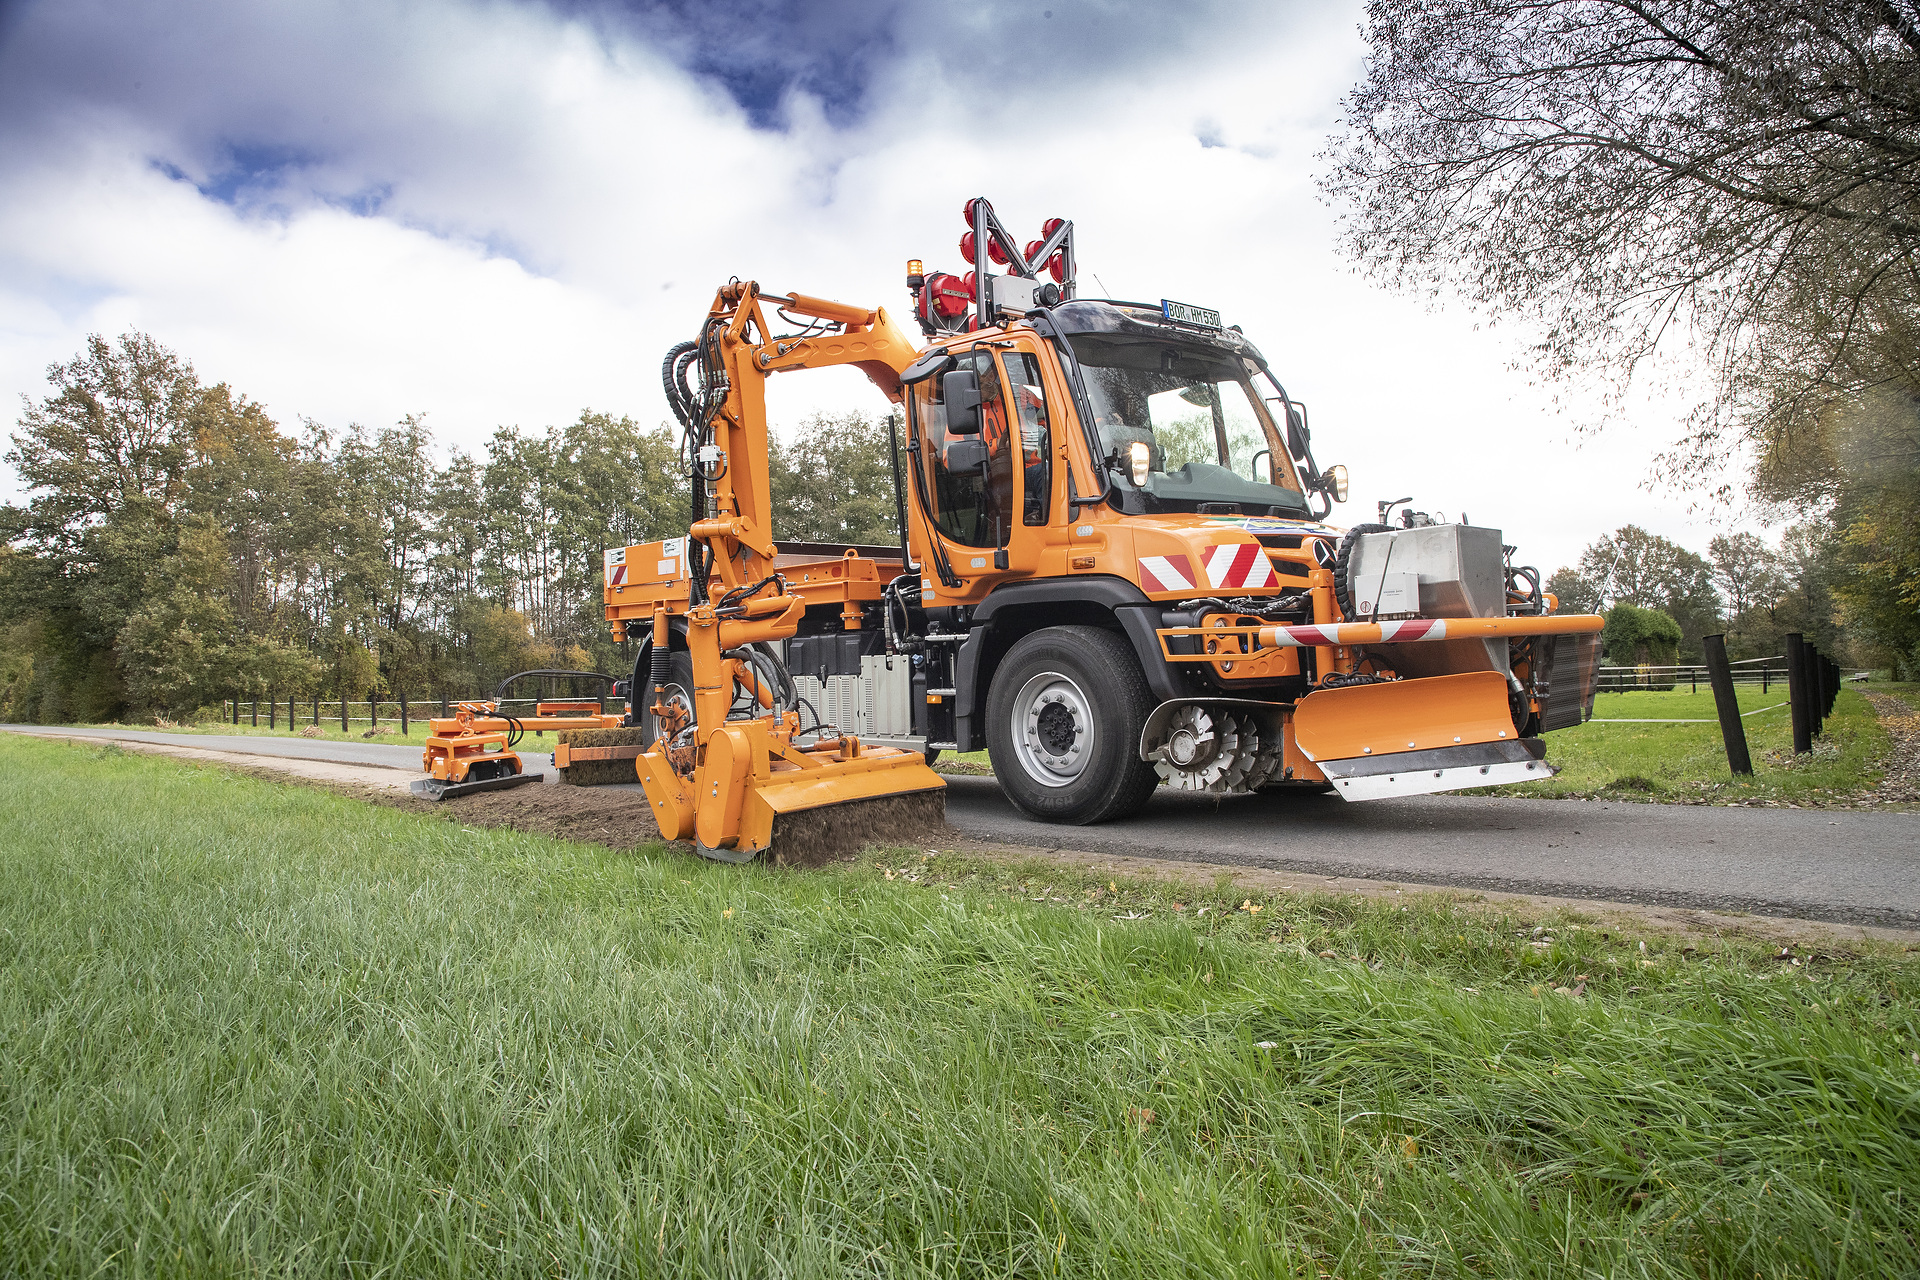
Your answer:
(694, 788), (947, 866)
(410, 772), (540, 802)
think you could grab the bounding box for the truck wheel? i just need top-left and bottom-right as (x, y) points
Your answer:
(638, 647), (695, 748)
(986, 626), (1159, 824)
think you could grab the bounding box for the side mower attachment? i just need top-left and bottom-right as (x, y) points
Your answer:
(410, 771), (540, 802)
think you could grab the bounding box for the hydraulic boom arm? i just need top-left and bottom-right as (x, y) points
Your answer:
(639, 282), (942, 861)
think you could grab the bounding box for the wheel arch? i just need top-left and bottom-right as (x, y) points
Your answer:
(952, 576), (1190, 750)
(627, 619), (692, 727)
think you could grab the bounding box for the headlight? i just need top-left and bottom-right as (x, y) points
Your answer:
(1322, 464), (1349, 503)
(1129, 441), (1151, 486)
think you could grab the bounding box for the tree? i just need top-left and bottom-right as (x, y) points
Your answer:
(1574, 525), (1722, 657)
(1602, 602), (1685, 670)
(4, 332), (927, 720)
(1751, 386), (1920, 670)
(1545, 566), (1603, 615)
(1708, 532), (1786, 620)
(1323, 1), (1920, 486)
(5, 333), (208, 718)
(769, 410), (904, 546)
(7, 333), (198, 533)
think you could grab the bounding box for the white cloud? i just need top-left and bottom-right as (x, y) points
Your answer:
(0, 0), (1766, 571)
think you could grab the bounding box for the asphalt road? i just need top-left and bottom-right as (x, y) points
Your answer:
(9, 725), (1917, 928)
(940, 776), (1920, 929)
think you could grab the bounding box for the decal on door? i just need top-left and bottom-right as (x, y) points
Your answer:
(1203, 542), (1274, 590)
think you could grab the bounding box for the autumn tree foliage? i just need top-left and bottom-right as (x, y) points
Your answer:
(1326, 0), (1920, 670)
(1, 333), (912, 722)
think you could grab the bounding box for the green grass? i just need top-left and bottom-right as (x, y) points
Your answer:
(3, 733), (1918, 1277)
(1495, 686), (1893, 804)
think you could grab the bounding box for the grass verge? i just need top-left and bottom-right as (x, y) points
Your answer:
(3, 733), (1918, 1277)
(1488, 686), (1894, 805)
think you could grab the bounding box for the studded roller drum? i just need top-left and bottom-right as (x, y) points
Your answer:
(1146, 704), (1285, 794)
(985, 625), (1160, 824)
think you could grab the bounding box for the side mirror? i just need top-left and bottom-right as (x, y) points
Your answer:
(943, 370), (982, 435)
(1286, 403), (1310, 459)
(946, 437), (989, 472)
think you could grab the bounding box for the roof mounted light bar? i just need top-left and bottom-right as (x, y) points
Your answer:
(965, 196), (1076, 326)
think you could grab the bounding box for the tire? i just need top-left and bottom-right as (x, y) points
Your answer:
(636, 647), (695, 748)
(1332, 522), (1392, 621)
(986, 625), (1159, 824)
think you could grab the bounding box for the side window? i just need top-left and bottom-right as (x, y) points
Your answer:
(910, 350), (1014, 548)
(1003, 351), (1053, 525)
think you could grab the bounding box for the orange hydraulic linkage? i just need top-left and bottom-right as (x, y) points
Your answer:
(634, 283), (944, 861)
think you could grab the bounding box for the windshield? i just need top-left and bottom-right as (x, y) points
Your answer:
(1065, 334), (1307, 513)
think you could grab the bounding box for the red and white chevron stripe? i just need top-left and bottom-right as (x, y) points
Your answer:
(1263, 618), (1450, 647)
(1137, 554), (1195, 593)
(1203, 542), (1274, 590)
(607, 562), (627, 586)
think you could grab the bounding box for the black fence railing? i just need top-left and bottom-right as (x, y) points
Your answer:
(222, 691), (617, 735)
(1594, 656), (1787, 694)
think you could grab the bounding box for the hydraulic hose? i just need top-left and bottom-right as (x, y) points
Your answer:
(662, 340), (699, 428)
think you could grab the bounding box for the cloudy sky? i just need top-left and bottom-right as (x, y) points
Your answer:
(0, 0), (1756, 572)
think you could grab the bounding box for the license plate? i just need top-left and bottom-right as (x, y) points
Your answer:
(1162, 299), (1222, 328)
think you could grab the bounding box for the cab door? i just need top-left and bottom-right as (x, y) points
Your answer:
(908, 347), (1017, 593)
(996, 342), (1061, 574)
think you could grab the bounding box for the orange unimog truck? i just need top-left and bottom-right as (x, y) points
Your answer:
(601, 197), (1602, 862)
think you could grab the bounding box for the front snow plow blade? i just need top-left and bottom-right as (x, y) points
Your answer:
(410, 771), (540, 801)
(1293, 670), (1551, 801)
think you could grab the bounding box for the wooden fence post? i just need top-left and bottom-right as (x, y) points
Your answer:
(1702, 634), (1751, 776)
(1786, 634), (1812, 753)
(1810, 646), (1827, 737)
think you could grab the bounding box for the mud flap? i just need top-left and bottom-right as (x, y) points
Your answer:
(410, 773), (540, 801)
(1293, 671), (1548, 801)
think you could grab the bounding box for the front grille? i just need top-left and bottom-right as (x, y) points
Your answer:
(1256, 534), (1303, 548)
